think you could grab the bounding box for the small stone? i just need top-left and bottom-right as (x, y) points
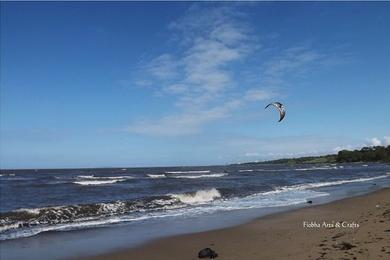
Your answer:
(198, 248), (218, 259)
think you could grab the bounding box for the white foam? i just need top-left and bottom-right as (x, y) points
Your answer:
(0, 223), (20, 233)
(77, 175), (133, 180)
(165, 170), (210, 174)
(147, 174), (166, 178)
(294, 166), (337, 171)
(2, 173), (389, 241)
(170, 188), (221, 204)
(152, 198), (178, 206)
(73, 180), (123, 185)
(255, 169), (290, 172)
(213, 189), (329, 212)
(98, 201), (126, 214)
(14, 208), (41, 215)
(172, 173), (227, 179)
(0, 177), (32, 181)
(264, 173), (390, 195)
(238, 169), (254, 172)
(106, 176), (133, 180)
(77, 175), (94, 178)
(0, 188), (323, 240)
(256, 166), (338, 172)
(0, 212), (187, 240)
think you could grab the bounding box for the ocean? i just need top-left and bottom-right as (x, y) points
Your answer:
(1, 163), (390, 259)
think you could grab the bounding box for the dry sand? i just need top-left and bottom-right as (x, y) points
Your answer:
(86, 188), (390, 260)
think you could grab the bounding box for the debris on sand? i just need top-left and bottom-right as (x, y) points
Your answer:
(198, 248), (218, 259)
(334, 242), (356, 250)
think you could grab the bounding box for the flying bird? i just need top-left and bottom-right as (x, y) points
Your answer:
(265, 102), (286, 122)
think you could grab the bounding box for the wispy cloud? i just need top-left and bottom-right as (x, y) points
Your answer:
(138, 5), (256, 107)
(145, 54), (179, 80)
(127, 99), (242, 137)
(244, 152), (260, 157)
(125, 4), (330, 137)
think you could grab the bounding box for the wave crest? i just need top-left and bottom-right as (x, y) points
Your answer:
(170, 188), (221, 204)
(77, 175), (133, 180)
(73, 180), (124, 185)
(147, 174), (166, 178)
(165, 170), (210, 174)
(172, 173), (227, 179)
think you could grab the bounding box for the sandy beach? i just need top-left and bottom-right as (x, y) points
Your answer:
(87, 188), (390, 260)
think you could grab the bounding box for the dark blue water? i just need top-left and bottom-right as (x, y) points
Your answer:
(1, 163), (389, 244)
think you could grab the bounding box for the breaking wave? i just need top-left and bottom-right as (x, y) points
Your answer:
(0, 196), (183, 237)
(0, 188), (223, 239)
(5, 174), (16, 176)
(294, 166), (338, 171)
(73, 175), (134, 185)
(170, 188), (221, 204)
(73, 180), (124, 185)
(1, 173), (388, 240)
(254, 166), (339, 172)
(172, 173), (227, 179)
(77, 175), (134, 180)
(165, 170), (210, 174)
(255, 169), (291, 172)
(147, 174), (166, 178)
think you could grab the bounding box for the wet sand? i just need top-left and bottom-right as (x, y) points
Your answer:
(87, 188), (390, 260)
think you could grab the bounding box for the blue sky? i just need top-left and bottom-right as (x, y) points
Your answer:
(1, 2), (389, 169)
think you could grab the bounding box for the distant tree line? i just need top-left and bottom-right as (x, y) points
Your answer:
(260, 154), (337, 164)
(238, 146), (390, 166)
(337, 146), (390, 163)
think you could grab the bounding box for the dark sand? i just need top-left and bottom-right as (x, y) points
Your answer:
(86, 188), (390, 260)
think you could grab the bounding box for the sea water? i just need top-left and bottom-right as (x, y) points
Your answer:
(1, 163), (389, 259)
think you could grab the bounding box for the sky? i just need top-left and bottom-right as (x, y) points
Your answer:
(1, 2), (390, 169)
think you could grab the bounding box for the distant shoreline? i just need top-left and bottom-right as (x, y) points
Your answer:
(240, 145), (390, 165)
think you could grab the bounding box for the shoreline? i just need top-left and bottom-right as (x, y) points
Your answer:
(86, 188), (390, 260)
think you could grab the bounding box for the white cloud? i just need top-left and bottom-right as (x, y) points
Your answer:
(332, 136), (389, 152)
(146, 54), (179, 80)
(263, 47), (322, 78)
(125, 5), (330, 137)
(127, 100), (242, 137)
(369, 137), (382, 146)
(383, 136), (390, 146)
(366, 136), (390, 147)
(127, 114), (204, 137)
(244, 89), (276, 101)
(142, 5), (255, 104)
(244, 152), (260, 157)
